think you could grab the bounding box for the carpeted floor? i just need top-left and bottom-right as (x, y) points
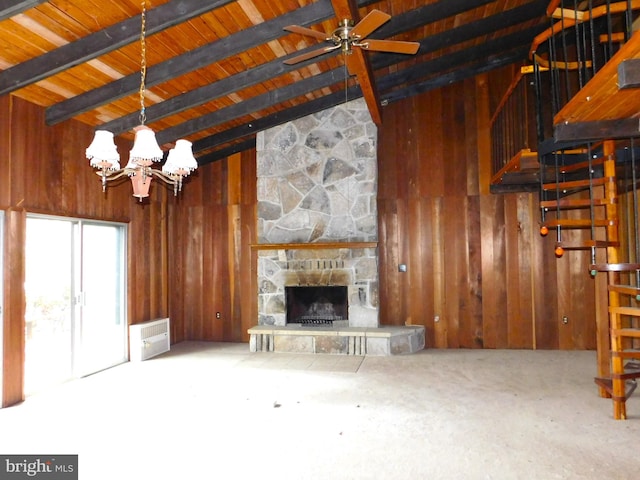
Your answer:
(1, 342), (639, 479)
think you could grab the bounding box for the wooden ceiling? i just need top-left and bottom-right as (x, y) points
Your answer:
(0, 0), (549, 165)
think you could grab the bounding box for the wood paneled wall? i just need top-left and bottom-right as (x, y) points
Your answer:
(166, 150), (257, 343)
(166, 71), (599, 350)
(1, 95), (170, 406)
(377, 74), (597, 349)
(2, 68), (601, 405)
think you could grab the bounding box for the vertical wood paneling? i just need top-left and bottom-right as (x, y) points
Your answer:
(406, 199), (425, 326)
(466, 195), (483, 347)
(2, 209), (26, 407)
(536, 234), (560, 349)
(378, 200), (402, 323)
(465, 78), (480, 197)
(505, 194), (527, 348)
(166, 149), (258, 343)
(1, 63), (605, 408)
(557, 252), (573, 349)
(167, 205), (184, 343)
(2, 96), (174, 405)
(0, 96), (11, 208)
(532, 195), (558, 349)
(187, 207), (205, 339)
(239, 203), (256, 342)
(377, 108), (398, 200)
(516, 193), (534, 348)
(420, 93), (444, 198)
(432, 197), (447, 347)
(480, 194), (499, 348)
(239, 149), (257, 342)
(475, 74), (492, 196)
(443, 196), (462, 347)
(377, 74), (597, 351)
(202, 202), (216, 340)
(492, 197), (509, 348)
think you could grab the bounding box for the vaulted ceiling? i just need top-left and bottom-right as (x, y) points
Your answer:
(0, 0), (549, 165)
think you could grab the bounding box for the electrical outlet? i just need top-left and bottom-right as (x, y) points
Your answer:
(216, 312), (221, 319)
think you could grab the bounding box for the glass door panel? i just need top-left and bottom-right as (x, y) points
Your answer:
(24, 218), (74, 395)
(79, 222), (126, 376)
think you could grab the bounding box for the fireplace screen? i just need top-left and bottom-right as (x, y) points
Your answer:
(285, 286), (348, 325)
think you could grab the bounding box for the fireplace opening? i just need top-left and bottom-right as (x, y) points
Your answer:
(285, 286), (348, 326)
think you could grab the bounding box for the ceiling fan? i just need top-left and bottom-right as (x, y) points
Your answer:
(283, 9), (420, 65)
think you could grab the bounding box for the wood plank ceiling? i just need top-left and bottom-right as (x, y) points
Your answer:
(0, 0), (549, 165)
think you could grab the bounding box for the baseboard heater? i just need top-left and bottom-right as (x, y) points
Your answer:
(129, 318), (170, 361)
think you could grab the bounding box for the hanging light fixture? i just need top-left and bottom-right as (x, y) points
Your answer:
(85, 0), (197, 201)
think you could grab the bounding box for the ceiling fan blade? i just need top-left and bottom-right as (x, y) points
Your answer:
(350, 9), (391, 40)
(284, 45), (341, 65)
(283, 25), (330, 41)
(359, 39), (420, 55)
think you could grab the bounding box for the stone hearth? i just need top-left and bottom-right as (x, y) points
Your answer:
(249, 325), (425, 356)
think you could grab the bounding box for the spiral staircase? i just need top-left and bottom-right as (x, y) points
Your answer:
(491, 1), (640, 419)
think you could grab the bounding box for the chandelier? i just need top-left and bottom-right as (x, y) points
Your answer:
(85, 0), (197, 201)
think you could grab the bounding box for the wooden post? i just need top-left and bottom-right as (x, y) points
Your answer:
(603, 140), (624, 417)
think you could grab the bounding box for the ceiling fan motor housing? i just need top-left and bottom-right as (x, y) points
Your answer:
(333, 19), (356, 54)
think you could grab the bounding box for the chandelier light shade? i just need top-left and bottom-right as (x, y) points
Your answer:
(129, 125), (163, 164)
(163, 139), (198, 176)
(86, 130), (121, 170)
(86, 0), (197, 201)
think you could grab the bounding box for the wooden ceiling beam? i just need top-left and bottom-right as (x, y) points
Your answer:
(77, 0), (486, 134)
(370, 0), (495, 42)
(194, 47), (529, 160)
(191, 39), (536, 159)
(46, 0), (381, 125)
(0, 0), (236, 96)
(99, 46), (343, 135)
(195, 138), (257, 165)
(47, 0), (495, 126)
(330, 0), (382, 124)
(193, 86), (361, 159)
(0, 0), (47, 21)
(383, 46), (531, 104)
(379, 25), (546, 102)
(371, 0), (547, 69)
(155, 68), (348, 145)
(69, 1), (339, 131)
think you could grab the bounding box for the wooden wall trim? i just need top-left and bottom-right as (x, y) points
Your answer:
(3, 208), (26, 407)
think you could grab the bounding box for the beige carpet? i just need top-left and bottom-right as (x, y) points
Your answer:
(1, 342), (639, 479)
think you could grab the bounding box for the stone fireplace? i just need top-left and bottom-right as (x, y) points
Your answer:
(249, 98), (424, 355)
(255, 98), (379, 328)
(257, 246), (378, 328)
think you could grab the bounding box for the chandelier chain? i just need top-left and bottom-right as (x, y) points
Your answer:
(138, 0), (147, 125)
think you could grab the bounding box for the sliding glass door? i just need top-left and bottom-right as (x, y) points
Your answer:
(24, 216), (127, 395)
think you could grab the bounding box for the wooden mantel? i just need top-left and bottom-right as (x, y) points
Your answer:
(251, 242), (378, 250)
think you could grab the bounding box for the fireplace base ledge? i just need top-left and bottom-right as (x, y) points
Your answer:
(248, 325), (425, 356)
